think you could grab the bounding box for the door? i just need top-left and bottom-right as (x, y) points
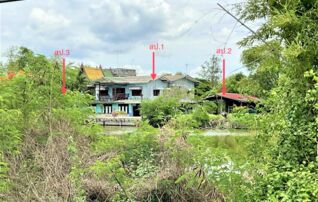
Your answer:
(133, 104), (140, 116)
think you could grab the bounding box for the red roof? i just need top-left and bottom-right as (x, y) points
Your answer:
(215, 93), (260, 102)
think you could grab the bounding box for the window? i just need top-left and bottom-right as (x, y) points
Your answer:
(153, 89), (160, 96)
(132, 89), (142, 96)
(119, 104), (129, 114)
(100, 89), (109, 96)
(104, 105), (112, 114)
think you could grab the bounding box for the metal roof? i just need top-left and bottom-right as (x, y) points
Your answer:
(206, 93), (260, 103)
(95, 73), (197, 84)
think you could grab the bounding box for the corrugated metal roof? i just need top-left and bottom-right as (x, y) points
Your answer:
(159, 74), (198, 83)
(96, 73), (197, 84)
(207, 93), (260, 102)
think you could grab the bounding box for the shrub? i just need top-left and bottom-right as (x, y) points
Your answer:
(228, 106), (257, 129)
(191, 107), (210, 128)
(208, 114), (226, 128)
(202, 101), (218, 114)
(141, 94), (181, 127)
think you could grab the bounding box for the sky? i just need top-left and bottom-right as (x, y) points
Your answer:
(0, 0), (262, 77)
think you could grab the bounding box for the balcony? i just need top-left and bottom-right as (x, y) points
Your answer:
(99, 93), (129, 102)
(113, 93), (129, 101)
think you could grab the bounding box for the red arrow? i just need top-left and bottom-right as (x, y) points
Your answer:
(150, 51), (157, 80)
(61, 58), (67, 95)
(222, 58), (226, 95)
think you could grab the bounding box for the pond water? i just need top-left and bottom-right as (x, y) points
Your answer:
(197, 129), (253, 137)
(104, 126), (137, 135)
(103, 126), (254, 137)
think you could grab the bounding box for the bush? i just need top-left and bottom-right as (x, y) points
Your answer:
(88, 122), (225, 201)
(207, 114), (226, 128)
(191, 107), (210, 128)
(228, 107), (257, 129)
(202, 101), (218, 114)
(141, 92), (181, 128)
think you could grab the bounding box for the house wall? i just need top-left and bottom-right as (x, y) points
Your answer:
(96, 104), (103, 113)
(93, 78), (196, 115)
(100, 80), (168, 100)
(137, 79), (168, 99)
(170, 78), (195, 90)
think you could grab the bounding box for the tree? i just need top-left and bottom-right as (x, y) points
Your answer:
(0, 47), (98, 201)
(240, 42), (281, 97)
(199, 55), (221, 89)
(237, 0), (318, 200)
(223, 72), (246, 94)
(140, 88), (185, 127)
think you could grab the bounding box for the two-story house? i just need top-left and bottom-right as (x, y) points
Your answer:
(91, 72), (198, 117)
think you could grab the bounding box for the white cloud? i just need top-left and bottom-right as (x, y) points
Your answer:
(0, 0), (262, 76)
(30, 8), (70, 29)
(189, 65), (203, 78)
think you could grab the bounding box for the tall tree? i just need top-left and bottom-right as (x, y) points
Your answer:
(199, 55), (221, 89)
(237, 0), (318, 200)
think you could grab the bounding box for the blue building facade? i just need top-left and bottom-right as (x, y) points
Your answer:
(92, 74), (197, 116)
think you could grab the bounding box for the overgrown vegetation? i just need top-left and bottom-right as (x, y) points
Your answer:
(2, 0), (317, 200)
(0, 47), (102, 201)
(236, 0), (318, 200)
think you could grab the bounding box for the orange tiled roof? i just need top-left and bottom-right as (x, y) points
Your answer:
(83, 67), (104, 81)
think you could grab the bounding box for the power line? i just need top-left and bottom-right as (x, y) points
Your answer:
(179, 8), (222, 38)
(223, 21), (238, 49)
(217, 3), (275, 51)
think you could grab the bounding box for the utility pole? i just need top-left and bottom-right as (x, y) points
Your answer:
(0, 0), (23, 3)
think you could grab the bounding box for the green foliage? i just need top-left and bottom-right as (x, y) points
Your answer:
(141, 89), (183, 127)
(222, 72), (247, 94)
(202, 100), (218, 114)
(194, 78), (220, 99)
(237, 0), (318, 200)
(0, 154), (10, 193)
(199, 54), (221, 88)
(209, 114), (225, 121)
(66, 67), (89, 92)
(191, 106), (210, 127)
(188, 135), (254, 201)
(228, 107), (258, 129)
(0, 47), (101, 201)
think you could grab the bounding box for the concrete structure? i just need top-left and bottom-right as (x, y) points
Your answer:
(91, 73), (197, 116)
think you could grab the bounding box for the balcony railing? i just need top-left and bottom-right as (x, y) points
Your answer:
(99, 93), (130, 102)
(113, 93), (129, 101)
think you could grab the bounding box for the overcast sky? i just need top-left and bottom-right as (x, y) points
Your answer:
(0, 0), (262, 77)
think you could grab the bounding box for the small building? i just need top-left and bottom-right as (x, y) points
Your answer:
(205, 93), (260, 113)
(91, 73), (197, 116)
